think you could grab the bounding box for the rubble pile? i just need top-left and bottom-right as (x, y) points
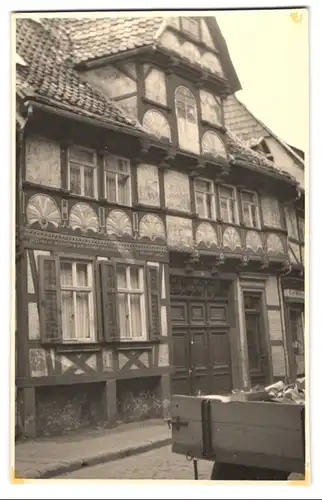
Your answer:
(265, 377), (305, 405)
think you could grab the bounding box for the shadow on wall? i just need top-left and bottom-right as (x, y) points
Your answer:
(117, 377), (164, 423)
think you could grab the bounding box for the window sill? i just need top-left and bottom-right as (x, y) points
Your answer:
(98, 199), (133, 210)
(56, 343), (100, 353)
(115, 340), (159, 349)
(69, 193), (98, 203)
(196, 215), (217, 223)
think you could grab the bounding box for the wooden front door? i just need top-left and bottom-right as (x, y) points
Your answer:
(170, 276), (232, 396)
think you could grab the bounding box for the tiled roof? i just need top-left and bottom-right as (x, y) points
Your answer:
(226, 129), (296, 183)
(56, 17), (164, 64)
(223, 94), (267, 141)
(15, 18), (145, 133)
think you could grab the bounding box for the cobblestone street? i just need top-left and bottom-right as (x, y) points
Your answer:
(59, 446), (213, 480)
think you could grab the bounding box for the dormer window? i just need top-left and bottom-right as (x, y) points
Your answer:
(175, 86), (200, 154)
(181, 17), (200, 39)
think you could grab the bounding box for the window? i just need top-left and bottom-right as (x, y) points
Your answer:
(219, 185), (239, 224)
(104, 155), (132, 206)
(68, 146), (97, 198)
(181, 17), (200, 39)
(38, 256), (96, 343)
(241, 191), (261, 229)
(60, 260), (95, 342)
(284, 205), (299, 240)
(116, 264), (146, 341)
(175, 86), (199, 154)
(195, 178), (216, 219)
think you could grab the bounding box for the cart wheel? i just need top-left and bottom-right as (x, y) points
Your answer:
(210, 462), (290, 481)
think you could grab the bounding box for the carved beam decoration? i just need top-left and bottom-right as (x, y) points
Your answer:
(188, 163), (206, 178)
(211, 252), (225, 276)
(137, 137), (152, 160)
(279, 259), (292, 275)
(237, 255), (250, 272)
(158, 148), (176, 171)
(196, 71), (209, 88)
(259, 256), (270, 270)
(184, 248), (200, 274)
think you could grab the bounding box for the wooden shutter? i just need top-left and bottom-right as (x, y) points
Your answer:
(146, 265), (161, 340)
(100, 261), (119, 341)
(38, 255), (62, 343)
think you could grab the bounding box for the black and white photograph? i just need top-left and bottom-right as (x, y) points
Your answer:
(12, 6), (310, 488)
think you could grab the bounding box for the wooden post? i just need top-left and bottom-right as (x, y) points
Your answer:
(21, 387), (36, 438)
(234, 277), (250, 391)
(160, 373), (171, 419)
(103, 380), (117, 425)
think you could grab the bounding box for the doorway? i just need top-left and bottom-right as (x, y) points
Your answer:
(170, 275), (233, 396)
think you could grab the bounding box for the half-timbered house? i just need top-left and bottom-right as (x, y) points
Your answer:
(15, 15), (304, 438)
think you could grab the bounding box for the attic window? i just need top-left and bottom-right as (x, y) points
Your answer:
(181, 17), (200, 39)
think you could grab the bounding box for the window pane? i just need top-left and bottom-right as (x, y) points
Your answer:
(195, 179), (209, 193)
(242, 192), (255, 204)
(118, 293), (130, 337)
(76, 292), (90, 339)
(130, 267), (140, 290)
(196, 192), (205, 217)
(220, 199), (229, 223)
(84, 166), (94, 197)
(61, 262), (73, 287)
(117, 266), (127, 289)
(251, 205), (258, 227)
(76, 263), (88, 287)
(130, 294), (142, 337)
(118, 174), (130, 205)
(61, 290), (75, 339)
(70, 164), (81, 195)
(243, 205), (252, 227)
(229, 199), (236, 224)
(220, 186), (234, 199)
(206, 193), (213, 218)
(106, 171), (117, 202)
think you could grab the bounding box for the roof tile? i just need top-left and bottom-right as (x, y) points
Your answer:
(16, 18), (144, 133)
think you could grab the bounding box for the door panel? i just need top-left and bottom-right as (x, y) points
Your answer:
(209, 329), (232, 394)
(171, 301), (191, 395)
(190, 328), (209, 395)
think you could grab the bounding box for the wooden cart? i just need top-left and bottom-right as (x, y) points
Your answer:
(169, 394), (305, 480)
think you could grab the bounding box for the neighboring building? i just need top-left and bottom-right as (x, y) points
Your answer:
(224, 94), (305, 379)
(15, 15), (304, 438)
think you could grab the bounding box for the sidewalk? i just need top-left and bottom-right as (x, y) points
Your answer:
(14, 419), (171, 479)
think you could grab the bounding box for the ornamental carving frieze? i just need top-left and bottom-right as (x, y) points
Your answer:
(195, 222), (219, 249)
(106, 209), (133, 238)
(222, 226), (242, 252)
(266, 233), (285, 255)
(26, 194), (61, 230)
(69, 202), (99, 234)
(245, 230), (263, 253)
(139, 214), (166, 242)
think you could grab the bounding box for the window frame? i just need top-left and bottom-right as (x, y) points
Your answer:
(241, 189), (261, 229)
(60, 258), (96, 343)
(67, 145), (98, 199)
(219, 184), (239, 225)
(103, 154), (132, 207)
(194, 177), (217, 220)
(116, 263), (147, 342)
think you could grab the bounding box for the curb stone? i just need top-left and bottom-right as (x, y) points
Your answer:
(16, 437), (171, 479)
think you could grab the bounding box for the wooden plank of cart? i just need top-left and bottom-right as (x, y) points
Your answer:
(168, 392), (305, 480)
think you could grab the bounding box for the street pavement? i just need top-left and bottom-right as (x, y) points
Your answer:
(59, 445), (214, 480)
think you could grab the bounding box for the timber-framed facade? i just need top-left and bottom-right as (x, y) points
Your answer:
(15, 15), (305, 438)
